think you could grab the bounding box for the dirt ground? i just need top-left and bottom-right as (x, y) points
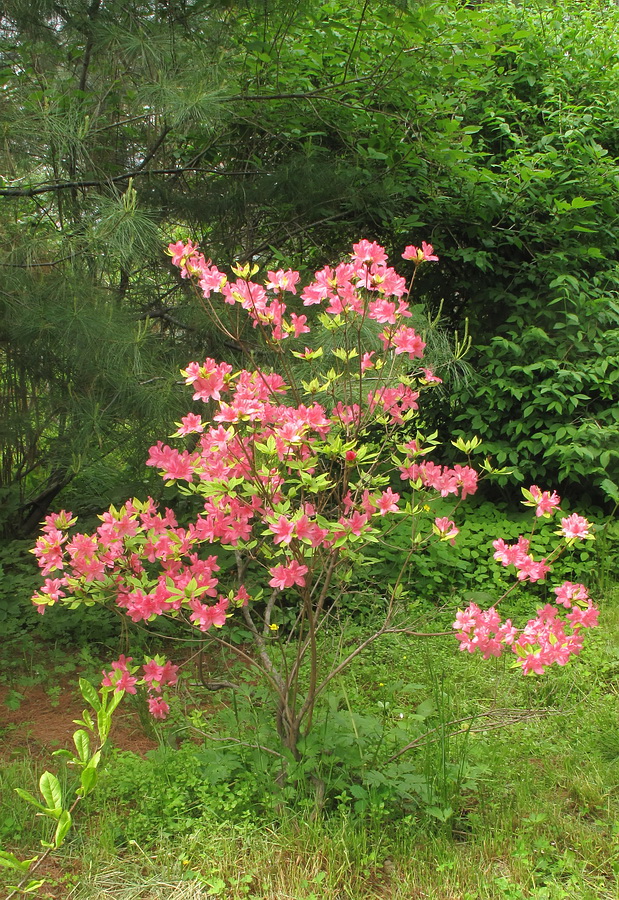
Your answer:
(0, 679), (158, 763)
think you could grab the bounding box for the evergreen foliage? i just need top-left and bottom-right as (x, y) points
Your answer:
(2, 0), (619, 537)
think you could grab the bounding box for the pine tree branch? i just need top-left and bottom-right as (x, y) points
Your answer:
(0, 165), (264, 197)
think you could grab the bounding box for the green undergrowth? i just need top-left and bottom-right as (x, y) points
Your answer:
(2, 590), (617, 898)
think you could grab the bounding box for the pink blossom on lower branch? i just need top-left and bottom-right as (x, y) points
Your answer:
(376, 489), (400, 515)
(101, 655), (136, 692)
(453, 592), (599, 674)
(401, 242), (439, 264)
(559, 513), (593, 542)
(433, 517), (459, 543)
(148, 697), (170, 720)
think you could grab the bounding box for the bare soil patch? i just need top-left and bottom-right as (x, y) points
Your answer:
(0, 679), (158, 764)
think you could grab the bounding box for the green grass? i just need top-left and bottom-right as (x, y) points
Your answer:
(1, 586), (618, 899)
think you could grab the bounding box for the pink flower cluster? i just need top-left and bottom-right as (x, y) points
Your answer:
(167, 238), (434, 351)
(101, 655), (179, 719)
(523, 485), (561, 517)
(520, 486), (592, 541)
(453, 584), (598, 675)
(399, 458), (478, 500)
(453, 484), (598, 674)
(31, 509), (76, 578)
(492, 537), (550, 583)
(560, 513), (592, 541)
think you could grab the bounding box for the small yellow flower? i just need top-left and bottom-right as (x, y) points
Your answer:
(379, 682), (384, 687)
(269, 623), (279, 631)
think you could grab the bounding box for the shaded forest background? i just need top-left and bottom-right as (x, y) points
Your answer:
(2, 0), (619, 542)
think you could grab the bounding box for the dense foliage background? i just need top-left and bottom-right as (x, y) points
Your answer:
(2, 0), (618, 543)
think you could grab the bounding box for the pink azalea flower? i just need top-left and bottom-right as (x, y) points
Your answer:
(401, 241), (438, 264)
(167, 240), (198, 267)
(567, 605), (599, 628)
(290, 313), (310, 338)
(376, 489), (400, 515)
(265, 269), (300, 293)
(351, 239), (388, 266)
(148, 697), (170, 720)
(560, 514), (591, 541)
(269, 515), (296, 545)
(189, 597), (229, 631)
(553, 581), (589, 608)
(390, 326), (426, 359)
(268, 560), (309, 590)
(361, 351), (375, 372)
(101, 665), (138, 694)
(174, 413), (204, 436)
(528, 485), (561, 517)
(434, 517), (459, 542)
(421, 368), (442, 384)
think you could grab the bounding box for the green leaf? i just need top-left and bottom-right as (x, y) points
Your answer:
(73, 710), (95, 731)
(97, 706), (113, 743)
(427, 805), (453, 822)
(54, 810), (72, 848)
(570, 196), (597, 209)
(415, 699), (437, 719)
(79, 765), (98, 797)
(39, 772), (62, 812)
(14, 788), (47, 812)
(52, 749), (75, 761)
(79, 679), (101, 712)
(73, 729), (91, 763)
(0, 850), (37, 871)
(349, 784), (368, 799)
(600, 479), (619, 502)
(22, 879), (46, 893)
(106, 689), (125, 718)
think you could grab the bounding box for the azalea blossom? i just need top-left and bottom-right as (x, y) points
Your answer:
(269, 515), (296, 545)
(148, 697), (170, 720)
(560, 513), (592, 541)
(268, 560), (309, 590)
(376, 488), (400, 515)
(433, 517), (459, 542)
(527, 485), (561, 517)
(553, 582), (586, 608)
(402, 241), (439, 264)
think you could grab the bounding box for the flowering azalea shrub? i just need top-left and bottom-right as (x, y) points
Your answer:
(30, 239), (598, 767)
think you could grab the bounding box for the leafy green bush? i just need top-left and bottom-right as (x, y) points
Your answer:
(395, 2), (619, 495)
(0, 541), (40, 636)
(93, 744), (272, 844)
